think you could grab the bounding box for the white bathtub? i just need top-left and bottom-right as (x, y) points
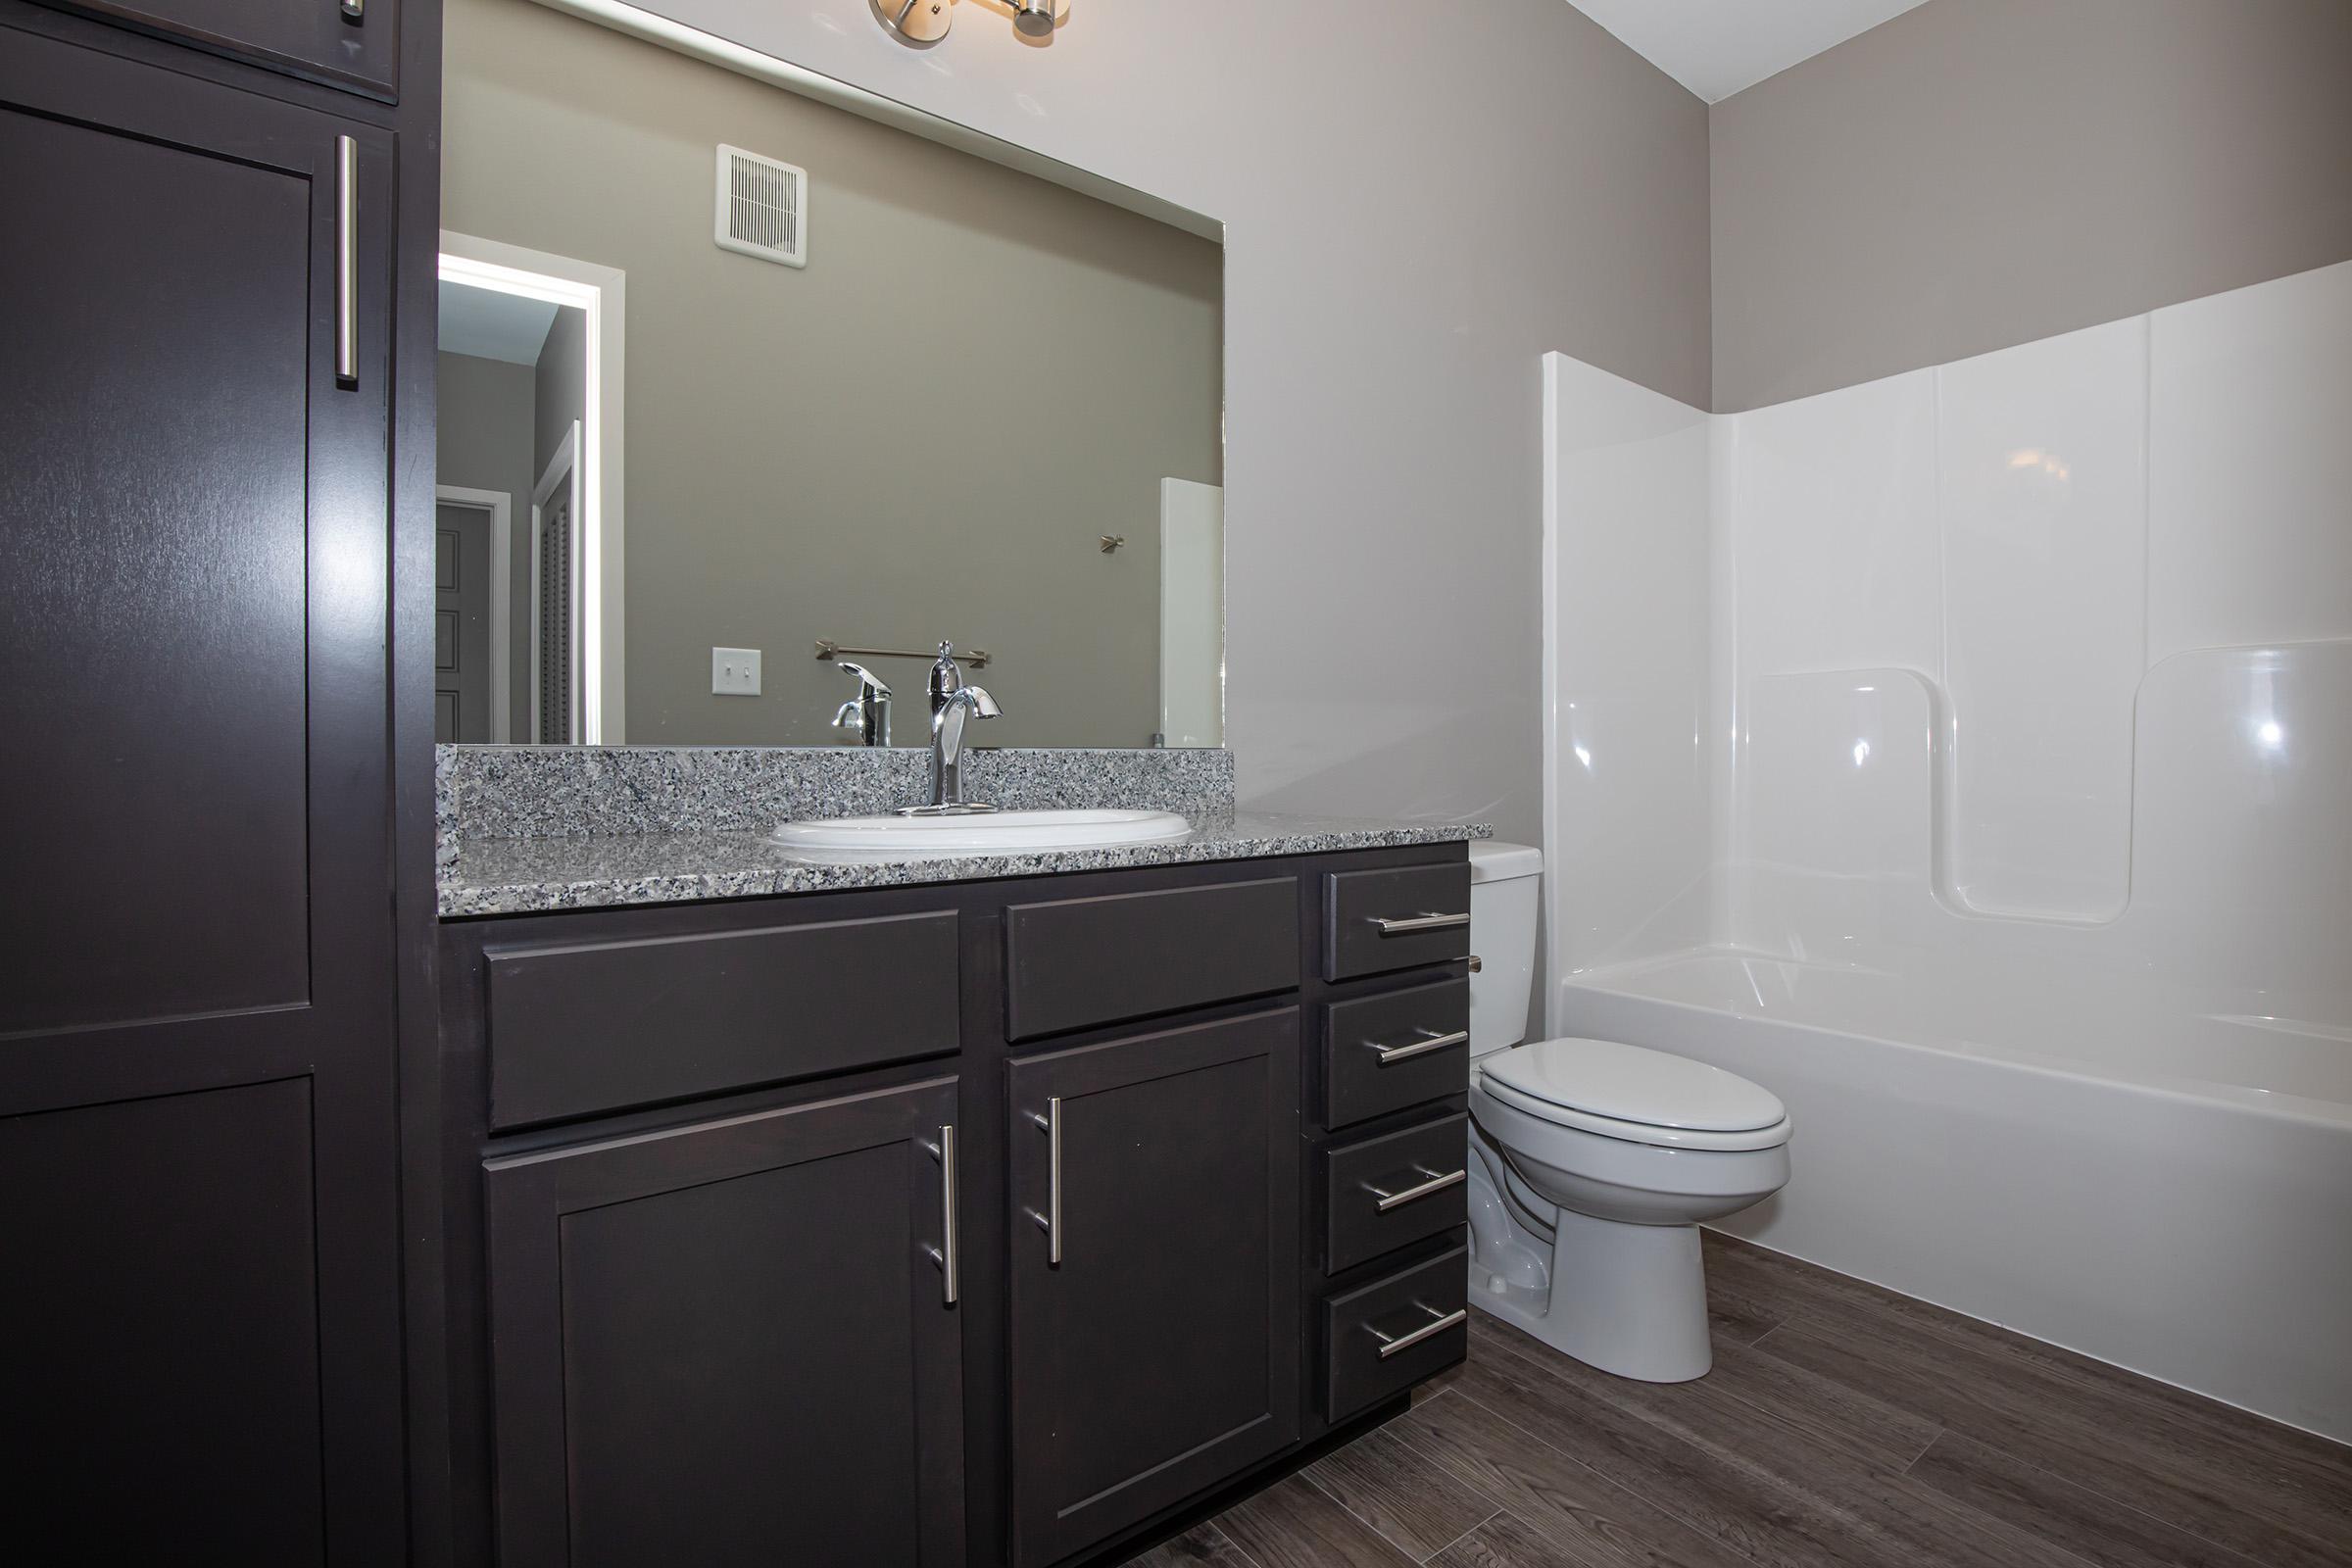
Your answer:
(1556, 949), (2352, 1443)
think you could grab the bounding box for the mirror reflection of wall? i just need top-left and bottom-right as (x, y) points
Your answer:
(436, 283), (587, 744)
(437, 0), (1224, 749)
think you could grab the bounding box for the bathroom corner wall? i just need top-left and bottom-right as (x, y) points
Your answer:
(614, 0), (1713, 848)
(1709, 0), (2352, 414)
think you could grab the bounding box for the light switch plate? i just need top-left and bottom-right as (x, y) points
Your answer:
(712, 647), (761, 696)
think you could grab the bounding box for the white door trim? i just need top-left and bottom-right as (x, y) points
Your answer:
(434, 485), (514, 742)
(439, 232), (627, 742)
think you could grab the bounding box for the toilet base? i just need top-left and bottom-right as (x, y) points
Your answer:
(1477, 1208), (1714, 1383)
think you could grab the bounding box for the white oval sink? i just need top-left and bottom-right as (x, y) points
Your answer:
(771, 808), (1193, 860)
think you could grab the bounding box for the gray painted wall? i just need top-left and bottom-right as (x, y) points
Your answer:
(435, 350), (538, 736)
(626, 0), (1711, 842)
(444, 0), (1224, 748)
(530, 306), (586, 495)
(1711, 0), (2352, 412)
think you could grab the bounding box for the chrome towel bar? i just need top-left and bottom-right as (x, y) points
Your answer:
(816, 639), (991, 670)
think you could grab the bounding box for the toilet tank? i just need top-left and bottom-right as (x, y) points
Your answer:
(1467, 841), (1544, 1057)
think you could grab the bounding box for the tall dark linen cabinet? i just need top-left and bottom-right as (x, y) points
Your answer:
(0, 0), (442, 1560)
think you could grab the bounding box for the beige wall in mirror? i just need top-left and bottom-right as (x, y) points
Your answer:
(436, 0), (1224, 749)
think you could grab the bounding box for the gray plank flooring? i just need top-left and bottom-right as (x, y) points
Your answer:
(1122, 1232), (2351, 1568)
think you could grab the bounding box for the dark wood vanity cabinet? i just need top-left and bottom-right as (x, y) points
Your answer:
(484, 1076), (967, 1568)
(440, 843), (1471, 1568)
(1, 4), (432, 1557)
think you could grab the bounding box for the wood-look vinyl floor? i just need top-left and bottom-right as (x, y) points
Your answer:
(1123, 1232), (2352, 1568)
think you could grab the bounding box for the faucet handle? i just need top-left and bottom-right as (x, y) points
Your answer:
(836, 660), (891, 699)
(929, 640), (963, 704)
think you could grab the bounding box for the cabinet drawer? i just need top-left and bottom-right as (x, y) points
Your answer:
(486, 910), (959, 1128)
(1324, 862), (1472, 980)
(1321, 1238), (1470, 1421)
(1321, 976), (1469, 1130)
(55, 0), (401, 97)
(1324, 1112), (1469, 1274)
(1004, 878), (1298, 1040)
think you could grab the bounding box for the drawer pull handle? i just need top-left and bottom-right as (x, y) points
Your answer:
(921, 1124), (959, 1305)
(1370, 910), (1470, 936)
(1369, 1302), (1469, 1359)
(1025, 1098), (1062, 1264)
(1366, 1028), (1469, 1065)
(1364, 1165), (1467, 1211)
(334, 135), (358, 385)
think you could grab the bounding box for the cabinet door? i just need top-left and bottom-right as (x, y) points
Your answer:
(0, 28), (401, 1566)
(48, 0), (401, 96)
(485, 1077), (967, 1568)
(1006, 1010), (1301, 1568)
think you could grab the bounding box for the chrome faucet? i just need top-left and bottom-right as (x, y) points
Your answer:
(904, 641), (1001, 813)
(829, 661), (893, 747)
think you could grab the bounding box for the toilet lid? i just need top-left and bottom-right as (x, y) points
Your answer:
(1482, 1038), (1787, 1132)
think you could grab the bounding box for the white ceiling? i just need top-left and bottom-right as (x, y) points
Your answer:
(438, 279), (560, 366)
(1565, 0), (1932, 103)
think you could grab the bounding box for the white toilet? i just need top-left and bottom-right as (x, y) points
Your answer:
(1463, 842), (1791, 1382)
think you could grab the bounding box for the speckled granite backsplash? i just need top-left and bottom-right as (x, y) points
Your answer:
(436, 745), (1235, 861)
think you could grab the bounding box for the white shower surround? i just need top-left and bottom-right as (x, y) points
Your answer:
(1540, 260), (2352, 1440)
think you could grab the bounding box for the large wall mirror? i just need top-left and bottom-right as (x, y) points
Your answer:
(434, 0), (1225, 750)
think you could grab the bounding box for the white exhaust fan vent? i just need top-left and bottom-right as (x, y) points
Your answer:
(714, 144), (807, 268)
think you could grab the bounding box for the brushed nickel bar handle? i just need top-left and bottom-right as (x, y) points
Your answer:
(1370, 910), (1469, 936)
(1366, 1028), (1469, 1065)
(334, 135), (358, 385)
(1026, 1099), (1062, 1264)
(935, 1124), (959, 1304)
(1370, 1303), (1469, 1359)
(1363, 1166), (1467, 1212)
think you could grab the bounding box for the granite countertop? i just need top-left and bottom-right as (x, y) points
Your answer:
(439, 811), (1493, 917)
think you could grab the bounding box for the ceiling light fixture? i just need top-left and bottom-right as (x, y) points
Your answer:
(872, 0), (1067, 46)
(873, 0), (952, 43)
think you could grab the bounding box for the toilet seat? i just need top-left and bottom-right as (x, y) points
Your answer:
(1476, 1038), (1791, 1152)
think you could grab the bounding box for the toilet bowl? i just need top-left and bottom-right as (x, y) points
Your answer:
(1463, 843), (1791, 1382)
